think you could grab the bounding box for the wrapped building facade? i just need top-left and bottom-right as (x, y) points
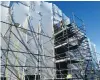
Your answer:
(0, 1), (99, 80)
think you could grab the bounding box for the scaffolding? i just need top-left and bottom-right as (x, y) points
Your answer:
(53, 13), (99, 80)
(0, 1), (100, 80)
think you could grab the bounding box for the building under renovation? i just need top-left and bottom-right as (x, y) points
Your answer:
(0, 1), (100, 80)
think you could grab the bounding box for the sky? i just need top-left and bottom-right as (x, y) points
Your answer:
(49, 1), (100, 62)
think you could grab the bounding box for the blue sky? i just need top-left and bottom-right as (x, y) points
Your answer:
(49, 1), (100, 61)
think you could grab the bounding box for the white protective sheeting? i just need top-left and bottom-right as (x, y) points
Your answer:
(1, 2), (11, 79)
(10, 1), (30, 25)
(62, 13), (70, 25)
(1, 1), (28, 80)
(53, 4), (62, 24)
(1, 1), (70, 80)
(53, 4), (70, 25)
